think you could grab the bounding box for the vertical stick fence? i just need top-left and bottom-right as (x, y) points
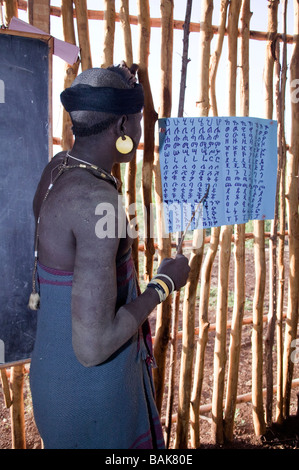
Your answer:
(73, 0), (92, 71)
(190, 0), (228, 448)
(211, 0), (241, 445)
(164, 0), (189, 449)
(152, 0), (173, 415)
(120, 0), (140, 275)
(275, 0), (287, 425)
(283, 0), (299, 419)
(61, 0), (78, 151)
(223, 0), (249, 443)
(176, 0), (213, 449)
(251, 0), (279, 437)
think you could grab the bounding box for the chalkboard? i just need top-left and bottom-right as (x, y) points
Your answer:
(0, 31), (52, 365)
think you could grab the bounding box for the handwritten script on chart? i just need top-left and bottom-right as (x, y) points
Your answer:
(158, 117), (278, 233)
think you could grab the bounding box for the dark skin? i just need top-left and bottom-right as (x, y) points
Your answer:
(34, 112), (190, 367)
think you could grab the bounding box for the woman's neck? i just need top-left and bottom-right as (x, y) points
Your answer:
(69, 134), (116, 173)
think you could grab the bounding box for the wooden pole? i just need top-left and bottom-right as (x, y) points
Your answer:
(177, 0), (193, 118)
(175, 0), (213, 450)
(152, 170), (172, 414)
(28, 0), (50, 33)
(269, 1), (288, 426)
(164, 0), (191, 449)
(61, 0), (79, 152)
(73, 0), (92, 71)
(3, 0), (18, 25)
(276, 0), (287, 425)
(101, 0), (115, 68)
(226, 0), (242, 116)
(223, 0), (250, 442)
(0, 368), (12, 408)
(265, 37), (280, 425)
(239, 0), (251, 118)
(263, 0), (278, 122)
(164, 284), (180, 449)
(268, 24), (280, 428)
(283, 0), (299, 418)
(152, 0), (173, 414)
(209, 0), (229, 117)
(211, 0), (241, 445)
(252, 0), (279, 437)
(137, 0), (157, 283)
(119, 0), (139, 275)
(223, 223), (246, 441)
(119, 0), (133, 65)
(175, 240), (205, 449)
(62, 0), (76, 46)
(190, 0), (228, 449)
(251, 219), (267, 436)
(0, 4), (3, 26)
(100, 1), (121, 183)
(211, 226), (233, 445)
(190, 226), (220, 448)
(10, 365), (26, 449)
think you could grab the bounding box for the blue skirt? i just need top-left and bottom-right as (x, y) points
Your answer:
(29, 250), (165, 449)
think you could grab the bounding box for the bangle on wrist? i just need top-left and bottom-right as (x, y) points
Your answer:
(153, 278), (169, 297)
(152, 274), (175, 294)
(147, 272), (175, 304)
(147, 281), (166, 303)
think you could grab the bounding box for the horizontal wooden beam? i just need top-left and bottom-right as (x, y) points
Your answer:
(17, 0), (294, 43)
(161, 378), (299, 422)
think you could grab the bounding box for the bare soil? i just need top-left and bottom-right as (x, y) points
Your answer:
(1, 245), (298, 450)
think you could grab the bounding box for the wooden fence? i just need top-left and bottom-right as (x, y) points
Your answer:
(1, 0), (299, 449)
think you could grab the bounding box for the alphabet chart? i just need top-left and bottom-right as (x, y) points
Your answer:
(158, 117), (277, 233)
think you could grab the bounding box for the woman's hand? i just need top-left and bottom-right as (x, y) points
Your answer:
(157, 254), (190, 291)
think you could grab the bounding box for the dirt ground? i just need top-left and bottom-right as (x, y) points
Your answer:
(1, 244), (299, 450)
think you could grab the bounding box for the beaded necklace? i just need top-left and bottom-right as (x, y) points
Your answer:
(28, 154), (119, 310)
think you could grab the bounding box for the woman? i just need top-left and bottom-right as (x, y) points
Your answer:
(29, 63), (190, 449)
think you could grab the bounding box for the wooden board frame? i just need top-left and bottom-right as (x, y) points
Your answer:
(0, 29), (53, 369)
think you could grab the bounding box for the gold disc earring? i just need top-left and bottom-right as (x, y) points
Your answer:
(116, 135), (134, 154)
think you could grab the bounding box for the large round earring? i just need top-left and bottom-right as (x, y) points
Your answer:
(116, 135), (134, 154)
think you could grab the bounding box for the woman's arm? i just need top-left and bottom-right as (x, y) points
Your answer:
(70, 182), (190, 367)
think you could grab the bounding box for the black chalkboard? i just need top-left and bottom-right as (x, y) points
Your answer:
(0, 31), (52, 365)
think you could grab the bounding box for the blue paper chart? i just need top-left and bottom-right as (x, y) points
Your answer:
(158, 116), (278, 233)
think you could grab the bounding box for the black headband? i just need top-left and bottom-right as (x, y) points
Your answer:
(60, 83), (144, 114)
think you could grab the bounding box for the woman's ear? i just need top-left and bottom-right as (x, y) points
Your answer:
(116, 115), (128, 136)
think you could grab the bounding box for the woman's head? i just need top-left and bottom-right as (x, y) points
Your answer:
(60, 62), (144, 138)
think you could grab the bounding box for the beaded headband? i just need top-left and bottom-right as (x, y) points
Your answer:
(60, 83), (144, 115)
